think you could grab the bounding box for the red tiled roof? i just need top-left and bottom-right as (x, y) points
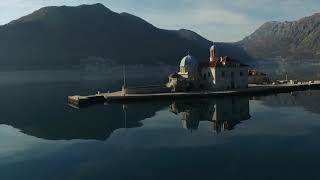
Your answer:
(169, 72), (181, 78)
(200, 56), (248, 68)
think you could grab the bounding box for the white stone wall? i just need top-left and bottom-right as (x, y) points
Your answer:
(200, 67), (215, 88)
(201, 66), (248, 90)
(178, 72), (189, 79)
(215, 66), (248, 90)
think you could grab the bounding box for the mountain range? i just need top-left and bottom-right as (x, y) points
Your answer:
(0, 3), (253, 67)
(238, 13), (320, 60)
(1, 3), (319, 68)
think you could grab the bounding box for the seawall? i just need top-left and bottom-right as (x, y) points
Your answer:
(68, 81), (320, 108)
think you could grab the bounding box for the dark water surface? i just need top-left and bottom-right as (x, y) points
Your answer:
(1, 69), (320, 180)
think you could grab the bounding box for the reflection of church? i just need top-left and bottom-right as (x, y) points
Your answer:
(170, 97), (250, 133)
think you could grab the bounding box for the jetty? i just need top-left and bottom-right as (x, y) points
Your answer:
(68, 81), (320, 107)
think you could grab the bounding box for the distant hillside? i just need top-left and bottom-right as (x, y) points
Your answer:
(238, 13), (320, 60)
(0, 3), (254, 67)
(213, 42), (254, 64)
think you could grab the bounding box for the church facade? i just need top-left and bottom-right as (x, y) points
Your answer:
(167, 45), (248, 92)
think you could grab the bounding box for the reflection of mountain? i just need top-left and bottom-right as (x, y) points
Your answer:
(260, 90), (320, 114)
(0, 96), (251, 140)
(0, 79), (253, 141)
(0, 102), (168, 141)
(170, 97), (251, 133)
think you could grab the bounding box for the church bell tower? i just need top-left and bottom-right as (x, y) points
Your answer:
(210, 44), (217, 62)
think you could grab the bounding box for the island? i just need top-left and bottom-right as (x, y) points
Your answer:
(68, 44), (320, 107)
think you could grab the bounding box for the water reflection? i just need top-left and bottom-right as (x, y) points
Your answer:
(4, 90), (320, 141)
(170, 97), (250, 133)
(0, 96), (252, 140)
(259, 90), (320, 114)
(0, 102), (168, 141)
(3, 89), (320, 141)
(3, 70), (320, 180)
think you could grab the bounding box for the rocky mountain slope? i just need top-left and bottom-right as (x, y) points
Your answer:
(238, 13), (320, 60)
(0, 3), (254, 67)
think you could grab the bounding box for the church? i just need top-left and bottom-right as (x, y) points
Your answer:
(167, 45), (249, 92)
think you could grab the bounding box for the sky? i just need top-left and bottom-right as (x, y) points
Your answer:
(0, 0), (320, 42)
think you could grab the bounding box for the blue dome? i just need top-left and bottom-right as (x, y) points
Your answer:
(180, 54), (198, 67)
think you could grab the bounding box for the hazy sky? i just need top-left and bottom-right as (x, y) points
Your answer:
(1, 0), (320, 42)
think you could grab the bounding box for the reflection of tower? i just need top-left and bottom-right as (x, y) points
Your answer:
(170, 97), (250, 133)
(212, 97), (250, 133)
(123, 104), (128, 128)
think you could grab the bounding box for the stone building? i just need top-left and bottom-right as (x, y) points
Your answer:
(167, 45), (248, 92)
(248, 70), (270, 84)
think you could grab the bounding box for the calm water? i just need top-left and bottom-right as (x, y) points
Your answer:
(1, 69), (320, 180)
